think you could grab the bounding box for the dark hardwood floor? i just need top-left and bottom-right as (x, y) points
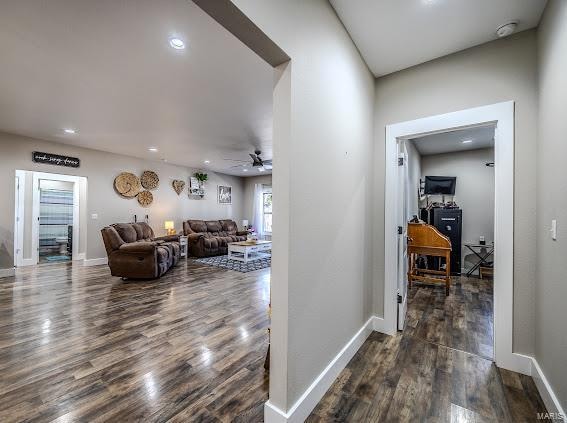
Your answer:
(0, 260), (270, 422)
(406, 275), (494, 359)
(309, 276), (547, 422)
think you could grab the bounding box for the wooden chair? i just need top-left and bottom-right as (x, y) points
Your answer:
(407, 222), (452, 296)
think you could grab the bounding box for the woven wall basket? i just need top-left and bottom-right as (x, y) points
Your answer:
(137, 190), (153, 207)
(172, 180), (185, 195)
(141, 170), (159, 190)
(114, 172), (141, 198)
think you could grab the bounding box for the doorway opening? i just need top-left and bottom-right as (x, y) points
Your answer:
(385, 102), (531, 375)
(14, 170), (87, 267)
(38, 179), (74, 263)
(397, 125), (496, 360)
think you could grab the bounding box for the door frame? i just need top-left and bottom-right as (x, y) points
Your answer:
(384, 101), (532, 375)
(31, 172), (83, 264)
(14, 170), (26, 267)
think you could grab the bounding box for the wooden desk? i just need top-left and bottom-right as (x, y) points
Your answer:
(407, 222), (452, 296)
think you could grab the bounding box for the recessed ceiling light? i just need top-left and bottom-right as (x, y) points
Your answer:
(496, 22), (518, 38)
(462, 140), (473, 144)
(169, 37), (185, 50)
(243, 168), (248, 172)
(148, 147), (158, 152)
(63, 128), (76, 134)
(204, 160), (210, 164)
(258, 167), (266, 172)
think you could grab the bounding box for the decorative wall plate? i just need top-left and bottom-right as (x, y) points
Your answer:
(141, 170), (159, 190)
(137, 190), (153, 207)
(172, 180), (185, 195)
(114, 172), (141, 198)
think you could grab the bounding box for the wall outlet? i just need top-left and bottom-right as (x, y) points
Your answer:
(551, 219), (557, 240)
(91, 213), (98, 220)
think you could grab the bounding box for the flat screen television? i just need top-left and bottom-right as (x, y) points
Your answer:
(424, 176), (456, 195)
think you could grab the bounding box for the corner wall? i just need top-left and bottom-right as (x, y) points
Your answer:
(0, 132), (246, 267)
(232, 0), (375, 412)
(373, 30), (538, 355)
(536, 0), (567, 409)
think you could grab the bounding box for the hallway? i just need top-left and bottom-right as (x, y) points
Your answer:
(308, 278), (546, 422)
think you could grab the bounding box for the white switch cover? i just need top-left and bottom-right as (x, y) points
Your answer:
(91, 213), (98, 220)
(551, 219), (557, 240)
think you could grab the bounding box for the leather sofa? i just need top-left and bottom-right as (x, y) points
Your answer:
(183, 219), (248, 257)
(101, 222), (180, 279)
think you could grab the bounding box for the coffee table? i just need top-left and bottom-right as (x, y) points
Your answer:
(228, 240), (272, 263)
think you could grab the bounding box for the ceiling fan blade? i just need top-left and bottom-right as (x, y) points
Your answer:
(262, 159), (272, 166)
(263, 164), (273, 170)
(249, 153), (260, 162)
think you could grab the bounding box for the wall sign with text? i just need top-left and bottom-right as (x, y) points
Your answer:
(32, 151), (80, 168)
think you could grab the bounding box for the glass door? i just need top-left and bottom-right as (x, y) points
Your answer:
(38, 182), (74, 263)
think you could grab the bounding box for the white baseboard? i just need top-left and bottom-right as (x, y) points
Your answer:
(20, 258), (36, 267)
(531, 357), (566, 419)
(83, 257), (108, 267)
(371, 315), (395, 335)
(0, 267), (16, 278)
(74, 253), (86, 261)
(264, 317), (374, 423)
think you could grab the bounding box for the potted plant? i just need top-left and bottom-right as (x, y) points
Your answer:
(194, 172), (208, 196)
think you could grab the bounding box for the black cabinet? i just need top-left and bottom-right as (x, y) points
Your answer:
(420, 208), (462, 275)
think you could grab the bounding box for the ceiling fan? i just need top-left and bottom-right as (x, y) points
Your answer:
(224, 149), (272, 171)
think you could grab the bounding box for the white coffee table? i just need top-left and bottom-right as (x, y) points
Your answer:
(228, 240), (272, 263)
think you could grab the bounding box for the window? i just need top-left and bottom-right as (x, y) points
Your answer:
(263, 192), (272, 233)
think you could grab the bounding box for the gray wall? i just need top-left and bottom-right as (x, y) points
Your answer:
(536, 0), (567, 408)
(233, 0), (375, 411)
(0, 132), (246, 266)
(421, 148), (495, 271)
(373, 30), (538, 355)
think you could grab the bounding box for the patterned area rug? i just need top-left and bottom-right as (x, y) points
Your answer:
(193, 255), (271, 273)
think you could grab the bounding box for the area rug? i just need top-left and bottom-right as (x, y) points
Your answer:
(193, 255), (271, 273)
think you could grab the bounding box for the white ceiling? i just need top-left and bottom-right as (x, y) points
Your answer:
(0, 0), (273, 176)
(411, 126), (495, 156)
(330, 0), (547, 76)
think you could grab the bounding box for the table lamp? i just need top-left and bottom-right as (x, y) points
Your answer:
(164, 221), (176, 235)
(242, 219), (249, 230)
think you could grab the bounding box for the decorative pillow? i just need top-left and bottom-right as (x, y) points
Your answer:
(189, 220), (207, 233)
(205, 220), (222, 232)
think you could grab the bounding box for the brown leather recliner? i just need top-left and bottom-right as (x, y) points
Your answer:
(183, 219), (247, 257)
(101, 222), (180, 279)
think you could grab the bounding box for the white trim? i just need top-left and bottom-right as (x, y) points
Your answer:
(384, 101), (524, 373)
(20, 258), (36, 267)
(74, 253), (86, 261)
(83, 257), (107, 267)
(0, 268), (16, 278)
(531, 358), (566, 419)
(14, 171), (26, 267)
(264, 317), (374, 423)
(371, 316), (388, 333)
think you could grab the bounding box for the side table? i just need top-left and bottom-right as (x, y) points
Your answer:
(179, 235), (188, 259)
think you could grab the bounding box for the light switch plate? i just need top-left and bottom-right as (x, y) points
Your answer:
(91, 213), (98, 220)
(551, 219), (557, 240)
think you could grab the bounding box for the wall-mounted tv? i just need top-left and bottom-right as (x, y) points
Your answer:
(424, 176), (456, 195)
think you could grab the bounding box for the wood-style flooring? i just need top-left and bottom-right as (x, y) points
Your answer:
(406, 275), (494, 359)
(0, 260), (270, 422)
(309, 276), (547, 422)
